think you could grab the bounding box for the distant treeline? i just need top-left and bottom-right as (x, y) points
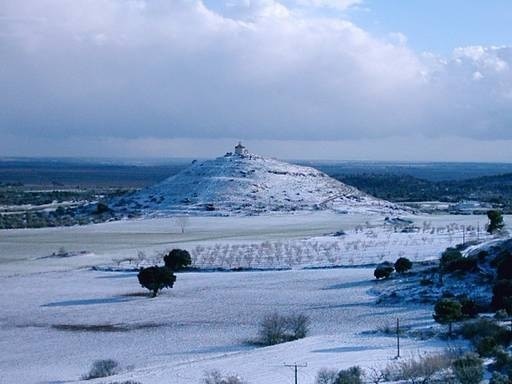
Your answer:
(333, 172), (512, 212)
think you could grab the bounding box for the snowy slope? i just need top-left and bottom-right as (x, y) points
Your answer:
(117, 152), (401, 216)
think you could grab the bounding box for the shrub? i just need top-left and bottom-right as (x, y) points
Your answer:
(460, 318), (511, 345)
(452, 353), (483, 384)
(203, 370), (247, 384)
(433, 298), (463, 336)
(497, 252), (512, 280)
(96, 202), (110, 214)
(494, 348), (512, 372)
(374, 262), (394, 279)
(495, 309), (510, 320)
(257, 313), (310, 346)
(106, 382), (142, 384)
(384, 351), (456, 383)
(81, 359), (120, 380)
(163, 249), (192, 271)
(475, 336), (499, 357)
(315, 368), (338, 384)
(137, 266), (176, 297)
(440, 248), (463, 271)
(335, 366), (363, 384)
(492, 280), (512, 314)
(487, 210), (505, 234)
(288, 313), (310, 339)
(490, 372), (511, 384)
(394, 257), (412, 274)
(459, 296), (479, 318)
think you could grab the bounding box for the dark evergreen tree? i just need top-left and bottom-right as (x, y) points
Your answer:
(433, 298), (463, 336)
(164, 249), (192, 271)
(487, 210), (505, 234)
(497, 252), (512, 280)
(138, 266), (176, 297)
(492, 280), (512, 314)
(374, 262), (394, 279)
(394, 257), (412, 274)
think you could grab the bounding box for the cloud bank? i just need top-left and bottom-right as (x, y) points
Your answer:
(0, 0), (511, 154)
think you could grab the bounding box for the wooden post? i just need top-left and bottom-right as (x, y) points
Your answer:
(396, 317), (401, 358)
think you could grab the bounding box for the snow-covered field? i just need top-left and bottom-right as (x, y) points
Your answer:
(0, 212), (506, 383)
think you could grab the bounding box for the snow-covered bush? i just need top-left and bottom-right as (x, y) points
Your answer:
(490, 372), (511, 384)
(105, 381), (141, 384)
(315, 367), (362, 384)
(257, 313), (310, 345)
(459, 318), (511, 354)
(383, 351), (456, 383)
(81, 359), (120, 380)
(334, 366), (363, 384)
(452, 353), (483, 384)
(203, 370), (247, 384)
(315, 368), (338, 384)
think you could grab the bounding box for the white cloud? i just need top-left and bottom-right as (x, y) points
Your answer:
(0, 0), (511, 153)
(294, 0), (362, 11)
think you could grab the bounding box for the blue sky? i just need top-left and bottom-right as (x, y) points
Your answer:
(349, 0), (512, 54)
(1, 0), (511, 161)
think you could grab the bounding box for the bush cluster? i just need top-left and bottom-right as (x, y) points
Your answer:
(440, 248), (477, 274)
(258, 313), (310, 346)
(81, 359), (120, 380)
(137, 248), (191, 297)
(315, 366), (363, 384)
(203, 370), (247, 384)
(373, 257), (412, 280)
(460, 318), (512, 360)
(452, 353), (484, 384)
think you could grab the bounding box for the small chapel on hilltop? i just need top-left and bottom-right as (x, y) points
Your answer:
(234, 142), (249, 156)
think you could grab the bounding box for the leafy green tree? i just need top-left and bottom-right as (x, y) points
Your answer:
(164, 249), (192, 271)
(487, 210), (505, 234)
(433, 298), (463, 336)
(394, 257), (412, 274)
(137, 266), (176, 297)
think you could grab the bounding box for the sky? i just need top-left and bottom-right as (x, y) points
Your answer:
(0, 0), (511, 161)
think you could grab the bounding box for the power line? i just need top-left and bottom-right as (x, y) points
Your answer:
(284, 362), (307, 384)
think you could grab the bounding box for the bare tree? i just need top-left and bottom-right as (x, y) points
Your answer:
(175, 215), (190, 234)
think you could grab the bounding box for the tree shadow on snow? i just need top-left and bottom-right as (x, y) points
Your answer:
(95, 272), (137, 279)
(42, 296), (136, 307)
(312, 345), (388, 353)
(322, 280), (373, 290)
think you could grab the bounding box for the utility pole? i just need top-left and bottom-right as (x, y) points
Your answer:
(396, 317), (401, 359)
(284, 362), (307, 384)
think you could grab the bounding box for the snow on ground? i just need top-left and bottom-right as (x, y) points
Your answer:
(1, 212), (507, 276)
(0, 268), (456, 384)
(0, 212), (504, 383)
(118, 152), (402, 216)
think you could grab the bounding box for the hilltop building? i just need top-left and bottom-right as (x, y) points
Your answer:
(234, 142), (248, 156)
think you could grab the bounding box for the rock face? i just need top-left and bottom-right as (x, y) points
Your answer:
(117, 150), (402, 216)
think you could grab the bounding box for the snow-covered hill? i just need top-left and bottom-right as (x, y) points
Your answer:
(116, 146), (402, 216)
